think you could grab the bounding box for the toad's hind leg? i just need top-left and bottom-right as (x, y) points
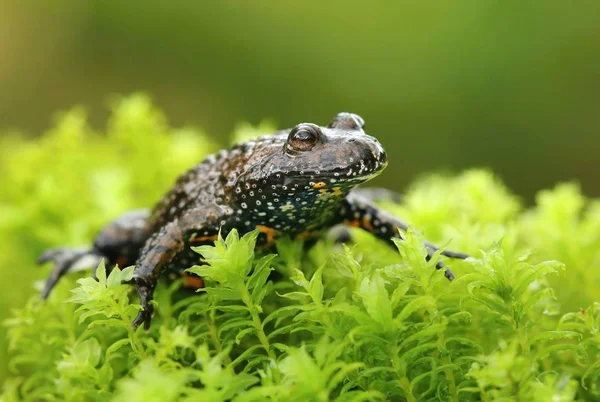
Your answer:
(38, 209), (151, 299)
(38, 247), (106, 299)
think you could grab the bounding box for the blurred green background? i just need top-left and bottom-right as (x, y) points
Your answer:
(2, 1), (600, 199)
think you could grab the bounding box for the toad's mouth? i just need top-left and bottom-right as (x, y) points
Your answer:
(322, 156), (389, 181)
(283, 160), (388, 187)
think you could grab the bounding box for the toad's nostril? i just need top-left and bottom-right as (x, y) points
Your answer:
(348, 138), (357, 143)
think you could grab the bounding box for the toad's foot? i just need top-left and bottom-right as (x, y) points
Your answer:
(131, 277), (155, 330)
(38, 247), (105, 299)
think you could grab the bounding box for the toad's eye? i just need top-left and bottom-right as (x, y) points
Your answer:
(286, 123), (322, 153)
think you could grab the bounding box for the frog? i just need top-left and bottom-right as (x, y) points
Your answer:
(38, 112), (469, 330)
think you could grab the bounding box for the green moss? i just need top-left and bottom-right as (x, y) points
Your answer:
(1, 95), (600, 401)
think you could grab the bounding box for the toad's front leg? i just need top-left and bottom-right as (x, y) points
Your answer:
(338, 192), (469, 280)
(131, 220), (185, 330)
(131, 207), (215, 329)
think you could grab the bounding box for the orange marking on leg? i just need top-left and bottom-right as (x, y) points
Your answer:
(344, 217), (374, 231)
(189, 234), (218, 244)
(344, 219), (361, 228)
(256, 225), (279, 245)
(183, 272), (205, 289)
(319, 189), (329, 194)
(362, 216), (375, 232)
(332, 187), (343, 196)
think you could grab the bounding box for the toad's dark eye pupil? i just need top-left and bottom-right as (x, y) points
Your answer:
(294, 130), (314, 141)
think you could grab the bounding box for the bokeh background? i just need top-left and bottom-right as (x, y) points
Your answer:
(2, 0), (600, 387)
(2, 1), (600, 199)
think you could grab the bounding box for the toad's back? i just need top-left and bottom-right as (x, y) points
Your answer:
(149, 134), (286, 231)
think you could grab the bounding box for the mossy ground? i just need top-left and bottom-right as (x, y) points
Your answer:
(1, 95), (600, 401)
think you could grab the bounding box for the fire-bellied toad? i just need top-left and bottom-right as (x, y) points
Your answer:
(39, 112), (469, 329)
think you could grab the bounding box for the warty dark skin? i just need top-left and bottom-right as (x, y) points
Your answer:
(38, 112), (469, 329)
